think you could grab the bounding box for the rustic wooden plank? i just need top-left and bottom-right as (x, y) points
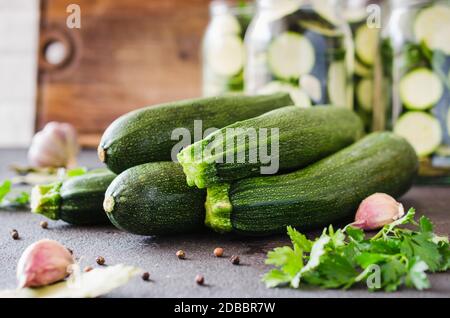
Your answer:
(38, 0), (209, 147)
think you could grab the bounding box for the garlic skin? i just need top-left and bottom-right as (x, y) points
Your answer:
(28, 122), (79, 168)
(353, 193), (405, 231)
(17, 239), (74, 288)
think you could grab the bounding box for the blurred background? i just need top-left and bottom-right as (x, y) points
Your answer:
(0, 0), (210, 148)
(1, 0), (449, 185)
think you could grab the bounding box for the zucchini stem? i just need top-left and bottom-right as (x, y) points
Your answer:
(103, 196), (115, 213)
(205, 184), (233, 233)
(97, 145), (106, 163)
(30, 182), (62, 220)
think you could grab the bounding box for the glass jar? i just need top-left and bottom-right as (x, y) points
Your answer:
(245, 0), (353, 108)
(341, 0), (380, 131)
(374, 0), (450, 183)
(202, 0), (254, 96)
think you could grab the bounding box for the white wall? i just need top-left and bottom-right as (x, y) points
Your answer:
(0, 0), (39, 147)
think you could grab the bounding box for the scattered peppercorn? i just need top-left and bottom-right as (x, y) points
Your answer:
(213, 247), (224, 257)
(67, 248), (73, 255)
(142, 272), (150, 281)
(195, 275), (204, 285)
(40, 221), (48, 229)
(96, 256), (105, 265)
(230, 255), (240, 265)
(11, 229), (19, 240)
(84, 266), (93, 272)
(176, 250), (186, 259)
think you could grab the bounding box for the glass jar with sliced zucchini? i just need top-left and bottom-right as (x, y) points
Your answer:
(341, 0), (380, 131)
(374, 0), (450, 183)
(202, 0), (254, 96)
(244, 0), (353, 108)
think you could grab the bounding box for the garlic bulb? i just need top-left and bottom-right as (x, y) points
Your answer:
(353, 193), (405, 231)
(28, 122), (79, 168)
(17, 239), (74, 288)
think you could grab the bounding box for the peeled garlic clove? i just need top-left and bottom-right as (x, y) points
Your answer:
(353, 193), (405, 231)
(28, 122), (79, 168)
(17, 239), (74, 288)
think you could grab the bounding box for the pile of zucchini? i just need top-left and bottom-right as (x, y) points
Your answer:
(32, 93), (418, 236)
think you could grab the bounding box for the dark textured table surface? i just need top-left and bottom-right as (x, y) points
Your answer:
(0, 149), (449, 298)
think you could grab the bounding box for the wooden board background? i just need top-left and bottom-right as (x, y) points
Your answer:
(37, 0), (209, 147)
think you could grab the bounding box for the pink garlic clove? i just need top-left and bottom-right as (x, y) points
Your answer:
(28, 122), (79, 168)
(353, 193), (405, 231)
(17, 239), (74, 288)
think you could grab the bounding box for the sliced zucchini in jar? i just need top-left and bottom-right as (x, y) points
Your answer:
(258, 81), (311, 107)
(207, 35), (245, 77)
(356, 78), (373, 112)
(327, 61), (347, 107)
(355, 25), (378, 66)
(313, 0), (340, 25)
(264, 0), (302, 22)
(299, 74), (322, 102)
(209, 14), (241, 35)
(354, 59), (372, 77)
(268, 32), (315, 80)
(343, 8), (368, 24)
(400, 68), (443, 110)
(394, 112), (442, 157)
(414, 4), (450, 55)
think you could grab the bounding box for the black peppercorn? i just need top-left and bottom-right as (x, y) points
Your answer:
(196, 275), (204, 285)
(96, 256), (105, 265)
(230, 255), (240, 265)
(11, 229), (19, 240)
(142, 272), (150, 281)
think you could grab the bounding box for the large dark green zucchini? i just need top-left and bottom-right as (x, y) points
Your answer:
(205, 132), (418, 235)
(98, 93), (293, 174)
(178, 106), (364, 188)
(31, 169), (116, 225)
(103, 162), (205, 235)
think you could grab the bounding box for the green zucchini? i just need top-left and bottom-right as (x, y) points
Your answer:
(31, 169), (116, 225)
(178, 106), (364, 188)
(98, 93), (293, 174)
(104, 162), (205, 236)
(205, 132), (418, 235)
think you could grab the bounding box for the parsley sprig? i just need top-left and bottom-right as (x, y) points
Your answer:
(263, 209), (449, 291)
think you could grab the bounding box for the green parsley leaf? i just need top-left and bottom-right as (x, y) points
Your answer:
(66, 167), (87, 178)
(406, 258), (430, 290)
(263, 206), (449, 292)
(419, 216), (433, 233)
(345, 226), (365, 242)
(262, 269), (291, 288)
(400, 233), (442, 272)
(287, 226), (312, 252)
(380, 258), (407, 292)
(0, 180), (12, 203)
(11, 192), (30, 206)
(265, 246), (303, 277)
(355, 252), (388, 268)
